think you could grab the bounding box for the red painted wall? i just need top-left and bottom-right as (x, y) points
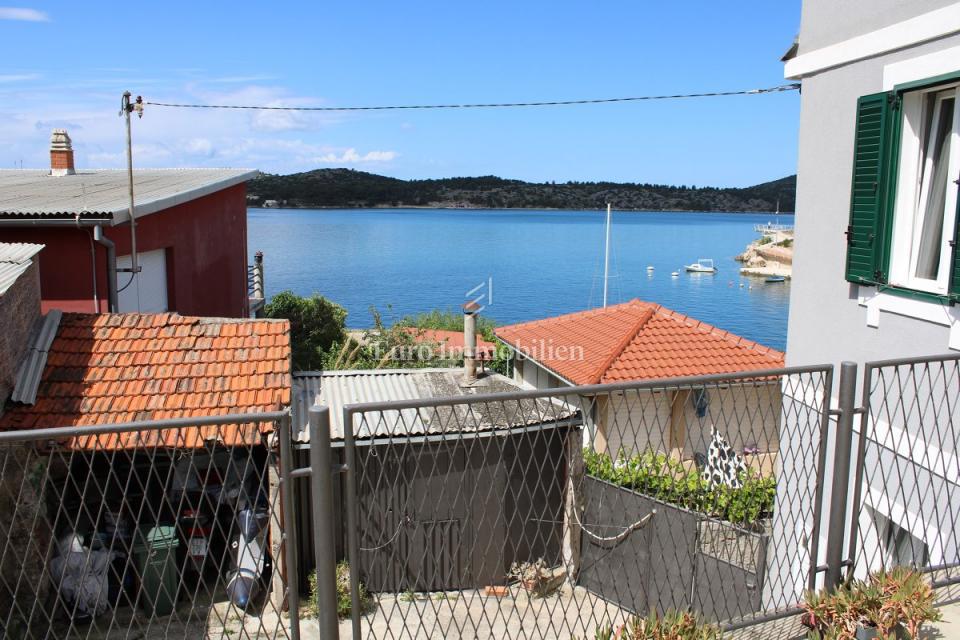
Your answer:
(1, 183), (249, 318)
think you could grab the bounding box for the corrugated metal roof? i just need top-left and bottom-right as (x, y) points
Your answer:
(11, 309), (62, 404)
(0, 242), (43, 295)
(293, 368), (579, 442)
(0, 169), (257, 223)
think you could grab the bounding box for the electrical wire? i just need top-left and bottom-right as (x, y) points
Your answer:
(143, 84), (800, 112)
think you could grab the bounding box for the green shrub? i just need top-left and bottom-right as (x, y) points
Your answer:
(583, 449), (776, 526)
(304, 561), (371, 619)
(264, 291), (347, 370)
(329, 306), (512, 375)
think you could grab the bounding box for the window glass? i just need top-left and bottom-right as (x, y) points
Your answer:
(913, 92), (954, 280)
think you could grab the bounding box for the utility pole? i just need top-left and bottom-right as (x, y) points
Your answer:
(603, 203), (612, 307)
(120, 91), (143, 280)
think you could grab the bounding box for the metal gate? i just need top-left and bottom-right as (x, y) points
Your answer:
(306, 365), (835, 639)
(0, 411), (303, 640)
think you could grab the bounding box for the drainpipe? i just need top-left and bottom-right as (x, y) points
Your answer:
(463, 301), (479, 382)
(93, 225), (119, 312)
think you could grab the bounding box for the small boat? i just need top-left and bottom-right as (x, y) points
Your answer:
(684, 258), (717, 273)
(765, 275), (786, 283)
(646, 265), (655, 272)
(671, 271), (680, 278)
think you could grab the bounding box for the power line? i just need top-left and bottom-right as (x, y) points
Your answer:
(143, 83), (800, 112)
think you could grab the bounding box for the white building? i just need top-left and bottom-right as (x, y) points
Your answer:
(495, 299), (785, 463)
(768, 0), (960, 608)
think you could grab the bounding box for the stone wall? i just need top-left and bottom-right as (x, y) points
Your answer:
(0, 259), (42, 403)
(0, 259), (47, 634)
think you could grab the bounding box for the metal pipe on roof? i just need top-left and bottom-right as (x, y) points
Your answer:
(93, 224), (118, 312)
(85, 228), (98, 312)
(120, 91), (142, 279)
(0, 409), (291, 444)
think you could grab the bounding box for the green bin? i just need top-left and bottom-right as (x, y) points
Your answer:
(133, 525), (179, 617)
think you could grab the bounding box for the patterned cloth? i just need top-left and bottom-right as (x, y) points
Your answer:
(701, 427), (746, 489)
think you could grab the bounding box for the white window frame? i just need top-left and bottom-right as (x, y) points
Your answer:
(888, 82), (960, 295)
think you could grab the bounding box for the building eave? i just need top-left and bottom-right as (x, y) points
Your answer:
(784, 4), (960, 79)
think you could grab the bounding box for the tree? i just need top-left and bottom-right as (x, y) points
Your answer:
(264, 291), (347, 370)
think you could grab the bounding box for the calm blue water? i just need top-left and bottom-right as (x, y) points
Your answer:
(248, 208), (792, 350)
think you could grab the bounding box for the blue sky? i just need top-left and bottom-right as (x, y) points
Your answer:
(0, 2), (800, 186)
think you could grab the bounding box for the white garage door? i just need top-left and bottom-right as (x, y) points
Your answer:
(117, 249), (168, 313)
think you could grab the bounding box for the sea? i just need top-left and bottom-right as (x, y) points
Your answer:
(247, 208), (792, 350)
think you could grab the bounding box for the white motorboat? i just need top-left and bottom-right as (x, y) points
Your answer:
(684, 258), (717, 273)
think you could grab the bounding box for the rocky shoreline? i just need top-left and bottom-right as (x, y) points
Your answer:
(736, 227), (794, 279)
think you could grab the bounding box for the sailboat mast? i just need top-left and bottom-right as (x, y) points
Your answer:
(603, 203), (611, 307)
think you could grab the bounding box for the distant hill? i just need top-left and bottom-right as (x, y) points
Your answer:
(248, 169), (796, 213)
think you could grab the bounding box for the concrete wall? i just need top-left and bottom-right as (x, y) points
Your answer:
(513, 355), (566, 389)
(0, 259), (41, 404)
(796, 0), (957, 53)
(3, 184), (250, 318)
(601, 384), (780, 461)
(514, 356), (781, 463)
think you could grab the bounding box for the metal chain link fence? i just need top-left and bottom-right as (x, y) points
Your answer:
(848, 353), (960, 588)
(334, 366), (833, 639)
(5, 354), (957, 639)
(0, 412), (300, 640)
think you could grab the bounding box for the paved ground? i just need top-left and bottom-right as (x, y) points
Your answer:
(333, 585), (629, 639)
(46, 582), (960, 638)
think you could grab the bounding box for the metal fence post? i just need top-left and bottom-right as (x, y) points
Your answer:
(825, 361), (858, 591)
(278, 414), (301, 640)
(309, 406), (339, 639)
(342, 407), (363, 640)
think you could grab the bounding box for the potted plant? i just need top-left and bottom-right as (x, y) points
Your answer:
(801, 567), (940, 639)
(874, 568), (941, 639)
(591, 610), (722, 639)
(508, 558), (552, 596)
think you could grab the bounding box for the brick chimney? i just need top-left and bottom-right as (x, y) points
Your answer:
(49, 129), (75, 176)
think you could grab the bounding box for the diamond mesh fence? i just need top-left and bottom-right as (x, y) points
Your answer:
(0, 412), (300, 640)
(849, 353), (960, 588)
(336, 366), (833, 639)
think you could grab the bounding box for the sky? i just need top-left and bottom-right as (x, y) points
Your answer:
(0, 2), (801, 187)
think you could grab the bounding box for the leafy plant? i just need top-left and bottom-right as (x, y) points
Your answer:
(583, 449), (776, 526)
(264, 290), (347, 370)
(304, 561), (371, 619)
(326, 305), (511, 375)
(801, 567), (941, 639)
(508, 558), (554, 596)
(588, 610), (722, 639)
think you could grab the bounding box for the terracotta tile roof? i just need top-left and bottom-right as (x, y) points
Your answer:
(402, 328), (497, 357)
(495, 299), (784, 385)
(0, 312), (291, 449)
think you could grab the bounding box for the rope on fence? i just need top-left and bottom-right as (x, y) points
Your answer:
(577, 509), (657, 547)
(359, 516), (411, 552)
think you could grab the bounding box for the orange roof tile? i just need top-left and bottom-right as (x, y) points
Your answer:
(0, 313), (292, 449)
(495, 299), (783, 385)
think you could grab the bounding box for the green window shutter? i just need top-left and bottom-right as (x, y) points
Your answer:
(845, 91), (896, 285)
